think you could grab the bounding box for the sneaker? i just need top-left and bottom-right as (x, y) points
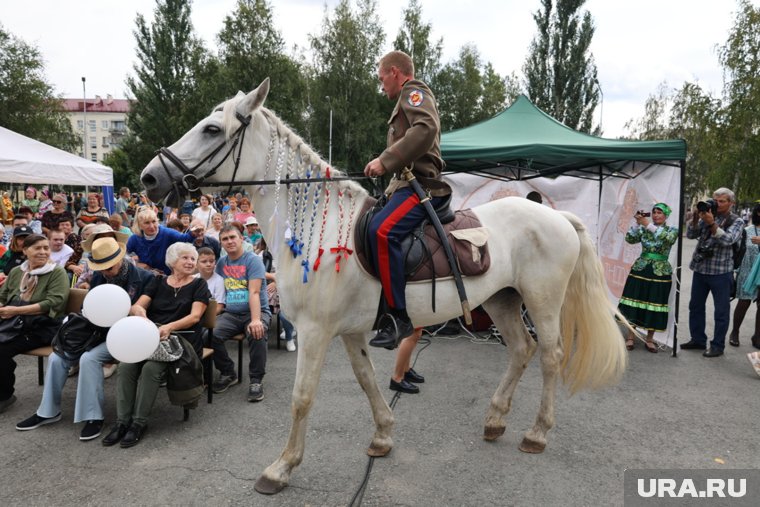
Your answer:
(748, 351), (760, 378)
(286, 339), (296, 352)
(80, 420), (104, 441)
(67, 365), (80, 377)
(280, 329), (298, 340)
(103, 363), (117, 379)
(16, 412), (62, 431)
(369, 314), (414, 349)
(247, 382), (264, 402)
(0, 395), (17, 414)
(212, 374), (238, 394)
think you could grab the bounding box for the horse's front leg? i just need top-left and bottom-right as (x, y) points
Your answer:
(255, 327), (332, 495)
(341, 333), (394, 456)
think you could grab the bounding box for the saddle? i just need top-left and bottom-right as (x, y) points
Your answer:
(354, 195), (491, 283)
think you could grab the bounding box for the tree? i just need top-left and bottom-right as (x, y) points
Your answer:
(523, 0), (599, 133)
(309, 0), (386, 172)
(216, 0), (307, 132)
(121, 0), (216, 179)
(392, 0), (443, 84)
(0, 25), (79, 151)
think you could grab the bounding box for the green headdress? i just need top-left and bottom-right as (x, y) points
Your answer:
(653, 203), (672, 217)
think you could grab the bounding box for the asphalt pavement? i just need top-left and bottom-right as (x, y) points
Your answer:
(1, 240), (759, 506)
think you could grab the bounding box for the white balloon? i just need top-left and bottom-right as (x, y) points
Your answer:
(106, 316), (160, 363)
(82, 284), (131, 327)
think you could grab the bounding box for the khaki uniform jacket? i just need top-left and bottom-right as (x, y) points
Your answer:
(378, 79), (451, 197)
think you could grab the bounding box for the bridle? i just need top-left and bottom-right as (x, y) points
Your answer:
(157, 111), (252, 202)
(155, 110), (374, 205)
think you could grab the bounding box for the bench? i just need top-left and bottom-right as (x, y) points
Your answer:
(227, 306), (282, 383)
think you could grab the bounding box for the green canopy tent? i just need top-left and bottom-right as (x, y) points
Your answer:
(440, 95), (687, 353)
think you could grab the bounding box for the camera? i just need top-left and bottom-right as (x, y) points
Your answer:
(696, 199), (718, 215)
(635, 210), (651, 217)
(693, 244), (715, 263)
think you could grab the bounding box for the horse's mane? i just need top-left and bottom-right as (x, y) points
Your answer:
(221, 92), (366, 196)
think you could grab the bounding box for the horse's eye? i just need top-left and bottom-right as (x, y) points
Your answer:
(203, 125), (221, 135)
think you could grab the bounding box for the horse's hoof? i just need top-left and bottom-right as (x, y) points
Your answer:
(483, 425), (506, 441)
(367, 442), (392, 457)
(254, 475), (287, 495)
(518, 437), (546, 454)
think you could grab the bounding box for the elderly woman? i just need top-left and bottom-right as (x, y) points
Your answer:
(222, 197), (238, 224)
(102, 243), (210, 447)
(75, 193), (110, 230)
(233, 197), (254, 224)
(15, 237), (154, 440)
(127, 207), (202, 275)
(41, 194), (76, 235)
(618, 203), (679, 353)
(0, 234), (69, 413)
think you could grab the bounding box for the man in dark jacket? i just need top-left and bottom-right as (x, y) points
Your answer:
(364, 50), (451, 349)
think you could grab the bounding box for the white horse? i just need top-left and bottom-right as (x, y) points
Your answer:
(140, 79), (627, 495)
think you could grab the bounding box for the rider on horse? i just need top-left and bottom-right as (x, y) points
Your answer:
(364, 50), (451, 349)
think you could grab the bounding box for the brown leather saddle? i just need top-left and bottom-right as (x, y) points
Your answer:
(354, 195), (491, 282)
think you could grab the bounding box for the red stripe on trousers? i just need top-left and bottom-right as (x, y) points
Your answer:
(376, 193), (420, 308)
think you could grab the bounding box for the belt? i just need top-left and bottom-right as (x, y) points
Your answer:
(642, 252), (668, 261)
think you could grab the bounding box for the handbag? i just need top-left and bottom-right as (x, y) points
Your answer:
(148, 334), (185, 362)
(0, 298), (31, 344)
(51, 313), (106, 360)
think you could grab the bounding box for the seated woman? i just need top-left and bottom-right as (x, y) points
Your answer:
(102, 243), (210, 447)
(0, 234), (69, 413)
(127, 207), (202, 275)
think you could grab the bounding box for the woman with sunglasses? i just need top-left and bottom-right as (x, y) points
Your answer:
(40, 194), (75, 236)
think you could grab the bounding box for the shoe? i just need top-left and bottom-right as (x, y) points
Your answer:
(729, 331), (740, 347)
(645, 341), (658, 354)
(369, 314), (414, 350)
(286, 339), (296, 352)
(0, 395), (17, 414)
(747, 351), (760, 377)
(247, 383), (264, 402)
(102, 423), (129, 447)
(703, 348), (724, 358)
(120, 423), (147, 448)
(103, 363), (117, 379)
(80, 420), (104, 441)
(625, 339), (635, 351)
(389, 378), (419, 394)
(67, 365), (79, 377)
(280, 329), (298, 340)
(212, 374), (238, 393)
(404, 368), (425, 383)
(680, 341), (706, 350)
(16, 412), (61, 431)
(752, 335), (760, 350)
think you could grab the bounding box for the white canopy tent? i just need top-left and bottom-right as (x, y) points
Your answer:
(0, 126), (113, 187)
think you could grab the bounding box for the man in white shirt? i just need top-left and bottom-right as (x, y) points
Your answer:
(48, 229), (74, 268)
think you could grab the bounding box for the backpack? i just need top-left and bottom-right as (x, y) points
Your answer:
(724, 214), (747, 270)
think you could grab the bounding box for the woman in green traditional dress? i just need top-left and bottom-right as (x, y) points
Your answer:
(618, 203), (679, 353)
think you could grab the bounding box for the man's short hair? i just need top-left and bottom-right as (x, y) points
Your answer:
(220, 224), (243, 238)
(197, 246), (215, 258)
(119, 187), (130, 196)
(379, 50), (414, 77)
(713, 187), (736, 203)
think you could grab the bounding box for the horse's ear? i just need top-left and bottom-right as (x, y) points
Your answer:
(239, 78), (270, 115)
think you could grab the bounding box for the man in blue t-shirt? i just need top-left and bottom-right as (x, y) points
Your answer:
(211, 225), (271, 402)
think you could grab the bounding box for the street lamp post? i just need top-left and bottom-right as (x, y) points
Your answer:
(326, 96), (333, 166)
(82, 76), (88, 159)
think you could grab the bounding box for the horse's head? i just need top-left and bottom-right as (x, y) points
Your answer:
(140, 78), (271, 205)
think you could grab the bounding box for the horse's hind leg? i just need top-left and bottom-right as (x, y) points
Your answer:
(482, 289), (538, 441)
(255, 328), (332, 495)
(518, 306), (563, 454)
(341, 333), (394, 456)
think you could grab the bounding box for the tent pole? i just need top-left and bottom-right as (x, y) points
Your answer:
(672, 159), (686, 357)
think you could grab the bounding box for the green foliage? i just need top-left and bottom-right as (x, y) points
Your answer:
(308, 0), (386, 172)
(121, 0), (217, 176)
(103, 148), (141, 190)
(392, 0), (443, 84)
(523, 0), (599, 133)
(0, 25), (79, 151)
(216, 0), (307, 132)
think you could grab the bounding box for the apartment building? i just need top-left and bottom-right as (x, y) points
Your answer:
(62, 95), (130, 162)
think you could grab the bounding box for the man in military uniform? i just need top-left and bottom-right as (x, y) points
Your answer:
(364, 50), (451, 349)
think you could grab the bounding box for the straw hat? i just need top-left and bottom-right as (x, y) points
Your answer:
(87, 237), (127, 271)
(81, 223), (129, 252)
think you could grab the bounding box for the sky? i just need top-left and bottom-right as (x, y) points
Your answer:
(1, 0), (756, 138)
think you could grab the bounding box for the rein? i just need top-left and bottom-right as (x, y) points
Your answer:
(156, 111), (372, 202)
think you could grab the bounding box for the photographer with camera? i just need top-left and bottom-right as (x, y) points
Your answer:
(618, 203), (679, 353)
(683, 188), (744, 357)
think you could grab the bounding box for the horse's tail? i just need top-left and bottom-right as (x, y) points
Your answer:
(558, 211), (627, 394)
